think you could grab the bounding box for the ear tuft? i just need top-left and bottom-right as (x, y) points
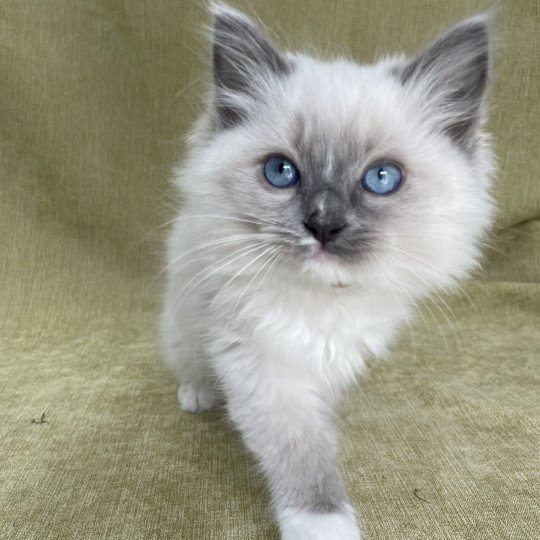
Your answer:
(401, 14), (491, 148)
(211, 4), (290, 129)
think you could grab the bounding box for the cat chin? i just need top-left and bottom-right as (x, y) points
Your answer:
(300, 248), (355, 288)
(312, 248), (340, 265)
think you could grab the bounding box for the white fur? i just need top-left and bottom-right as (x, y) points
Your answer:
(279, 506), (361, 540)
(178, 383), (217, 413)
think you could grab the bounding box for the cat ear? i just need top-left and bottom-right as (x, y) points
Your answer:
(400, 14), (491, 148)
(211, 4), (291, 129)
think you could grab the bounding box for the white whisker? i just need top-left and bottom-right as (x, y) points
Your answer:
(171, 242), (271, 310)
(172, 213), (282, 228)
(214, 245), (278, 305)
(163, 233), (277, 278)
(233, 248), (282, 309)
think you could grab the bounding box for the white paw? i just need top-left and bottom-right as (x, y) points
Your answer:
(279, 506), (361, 540)
(178, 384), (217, 413)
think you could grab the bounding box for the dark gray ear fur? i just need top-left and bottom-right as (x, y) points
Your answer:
(401, 14), (491, 148)
(211, 4), (290, 129)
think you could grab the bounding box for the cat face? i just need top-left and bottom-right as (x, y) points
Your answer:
(179, 6), (494, 296)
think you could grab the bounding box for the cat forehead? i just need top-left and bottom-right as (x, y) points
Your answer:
(288, 59), (405, 126)
(310, 56), (403, 97)
(263, 59), (411, 166)
(291, 116), (369, 178)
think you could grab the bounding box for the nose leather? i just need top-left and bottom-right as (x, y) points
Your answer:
(303, 189), (347, 245)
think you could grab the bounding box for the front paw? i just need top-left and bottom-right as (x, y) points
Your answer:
(278, 506), (361, 540)
(178, 384), (217, 413)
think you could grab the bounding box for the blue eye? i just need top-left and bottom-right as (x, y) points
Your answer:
(263, 156), (300, 188)
(361, 163), (403, 195)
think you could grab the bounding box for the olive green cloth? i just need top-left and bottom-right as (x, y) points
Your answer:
(1, 1), (538, 539)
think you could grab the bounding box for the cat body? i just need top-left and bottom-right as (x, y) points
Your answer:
(161, 5), (494, 538)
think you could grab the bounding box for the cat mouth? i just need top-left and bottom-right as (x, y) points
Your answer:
(302, 246), (352, 288)
(311, 246), (340, 264)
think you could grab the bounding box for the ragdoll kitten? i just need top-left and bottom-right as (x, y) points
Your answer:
(161, 4), (494, 539)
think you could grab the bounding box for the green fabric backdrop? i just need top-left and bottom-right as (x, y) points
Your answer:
(1, 1), (538, 538)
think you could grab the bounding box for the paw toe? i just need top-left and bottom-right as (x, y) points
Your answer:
(178, 384), (216, 413)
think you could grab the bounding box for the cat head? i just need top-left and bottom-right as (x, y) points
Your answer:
(177, 4), (495, 297)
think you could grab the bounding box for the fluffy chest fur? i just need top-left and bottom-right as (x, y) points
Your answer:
(203, 275), (411, 394)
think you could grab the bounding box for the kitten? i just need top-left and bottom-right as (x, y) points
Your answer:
(161, 4), (494, 539)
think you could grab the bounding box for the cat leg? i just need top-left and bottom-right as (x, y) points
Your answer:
(160, 294), (218, 413)
(216, 360), (361, 539)
(164, 338), (218, 413)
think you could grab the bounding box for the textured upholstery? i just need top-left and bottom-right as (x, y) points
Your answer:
(1, 1), (538, 538)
